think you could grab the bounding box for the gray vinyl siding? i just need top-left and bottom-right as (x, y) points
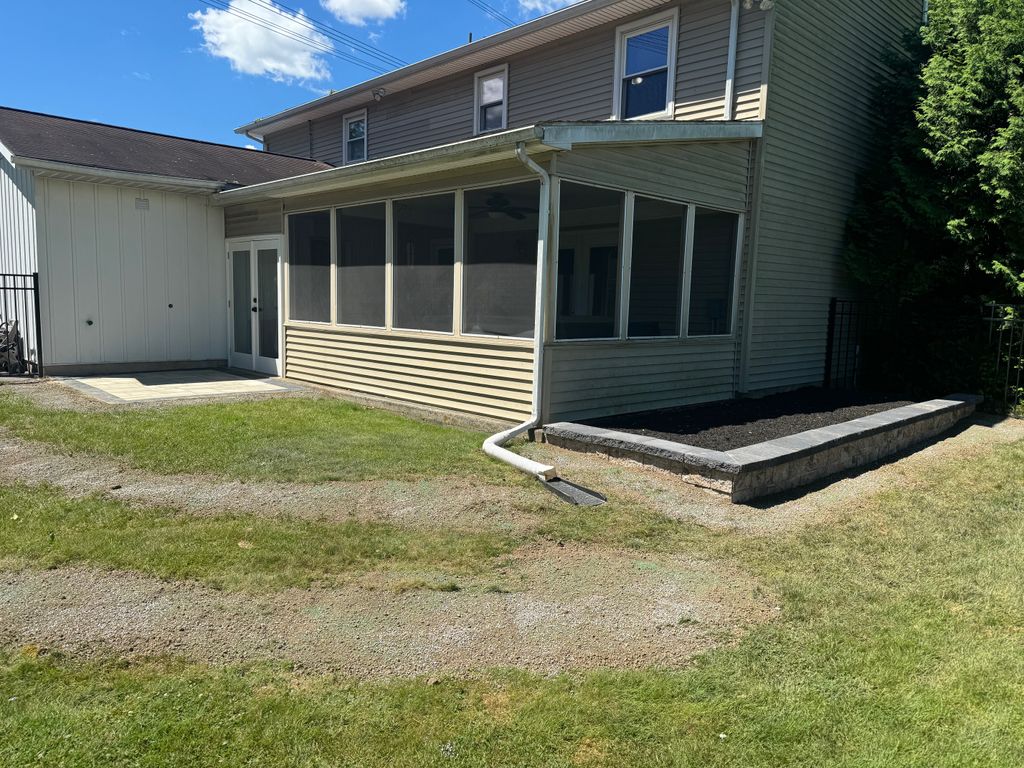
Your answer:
(0, 156), (37, 274)
(264, 123), (310, 158)
(544, 140), (755, 421)
(263, 0), (768, 164)
(742, 0), (921, 393)
(554, 140), (752, 211)
(224, 200), (284, 238)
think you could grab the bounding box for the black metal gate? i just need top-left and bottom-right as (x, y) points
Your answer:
(984, 303), (1023, 411)
(0, 273), (43, 377)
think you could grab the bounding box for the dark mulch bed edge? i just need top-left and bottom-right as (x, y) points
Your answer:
(582, 388), (916, 452)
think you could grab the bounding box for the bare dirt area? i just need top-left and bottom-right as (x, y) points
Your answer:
(524, 415), (1024, 535)
(0, 544), (775, 678)
(0, 433), (542, 535)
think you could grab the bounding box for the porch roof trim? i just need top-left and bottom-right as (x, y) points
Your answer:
(213, 120), (763, 206)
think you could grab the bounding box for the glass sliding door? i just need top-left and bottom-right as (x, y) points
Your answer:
(228, 238), (282, 375)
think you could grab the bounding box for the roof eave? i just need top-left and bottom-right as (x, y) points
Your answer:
(214, 121), (763, 206)
(235, 0), (666, 140)
(11, 156), (226, 193)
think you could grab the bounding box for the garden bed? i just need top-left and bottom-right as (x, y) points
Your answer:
(544, 392), (981, 503)
(583, 389), (914, 451)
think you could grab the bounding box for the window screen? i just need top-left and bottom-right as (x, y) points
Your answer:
(345, 114), (367, 164)
(688, 208), (740, 336)
(476, 69), (506, 133)
(463, 182), (539, 338)
(288, 210), (331, 323)
(621, 25), (671, 118)
(393, 194), (455, 332)
(556, 182), (624, 340)
(337, 203), (386, 327)
(628, 196), (686, 337)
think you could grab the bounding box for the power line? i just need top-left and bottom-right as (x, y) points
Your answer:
(197, 0), (389, 75)
(246, 0), (408, 69)
(465, 0), (516, 28)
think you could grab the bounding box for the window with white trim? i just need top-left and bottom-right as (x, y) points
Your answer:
(474, 65), (508, 135)
(343, 110), (367, 164)
(614, 12), (678, 120)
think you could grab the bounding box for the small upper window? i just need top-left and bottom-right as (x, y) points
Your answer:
(343, 111), (367, 164)
(614, 12), (678, 120)
(474, 66), (508, 135)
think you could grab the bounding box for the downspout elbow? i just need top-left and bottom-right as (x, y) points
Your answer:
(481, 143), (556, 481)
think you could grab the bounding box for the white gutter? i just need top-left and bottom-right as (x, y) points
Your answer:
(482, 142), (557, 482)
(724, 0), (741, 121)
(10, 156), (224, 193)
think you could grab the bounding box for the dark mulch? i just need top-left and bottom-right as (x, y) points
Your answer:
(583, 388), (915, 451)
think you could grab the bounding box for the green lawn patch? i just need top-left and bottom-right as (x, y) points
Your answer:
(4, 438), (1024, 765)
(0, 485), (514, 591)
(0, 392), (511, 483)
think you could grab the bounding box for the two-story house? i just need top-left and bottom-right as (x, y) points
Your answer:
(0, 0), (925, 462)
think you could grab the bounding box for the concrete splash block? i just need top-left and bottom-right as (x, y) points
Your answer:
(543, 395), (982, 504)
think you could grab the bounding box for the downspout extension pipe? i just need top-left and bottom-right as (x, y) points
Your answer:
(482, 143), (557, 482)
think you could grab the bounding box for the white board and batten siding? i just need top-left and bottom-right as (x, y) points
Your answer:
(285, 327), (535, 422)
(35, 177), (227, 370)
(545, 140), (754, 422)
(743, 0), (923, 393)
(0, 154), (37, 274)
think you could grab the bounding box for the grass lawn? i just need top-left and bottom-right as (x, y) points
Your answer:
(0, 391), (511, 483)
(2, 430), (1024, 764)
(0, 484), (515, 591)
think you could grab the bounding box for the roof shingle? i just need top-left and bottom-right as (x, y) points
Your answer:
(0, 106), (330, 187)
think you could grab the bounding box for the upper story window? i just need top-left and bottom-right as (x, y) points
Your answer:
(474, 65), (508, 135)
(343, 110), (367, 164)
(613, 10), (678, 120)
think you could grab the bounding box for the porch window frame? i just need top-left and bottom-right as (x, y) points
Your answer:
(333, 198), (389, 330)
(550, 177), (745, 345)
(342, 109), (368, 166)
(473, 64), (509, 136)
(611, 9), (680, 122)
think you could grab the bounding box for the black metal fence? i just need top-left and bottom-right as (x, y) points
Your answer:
(983, 303), (1024, 411)
(0, 273), (43, 377)
(824, 297), (1024, 411)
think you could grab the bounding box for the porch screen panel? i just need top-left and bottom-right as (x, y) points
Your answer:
(393, 194), (455, 332)
(628, 196), (686, 337)
(555, 182), (624, 340)
(687, 208), (739, 336)
(463, 182), (539, 338)
(288, 211), (331, 323)
(337, 203), (386, 327)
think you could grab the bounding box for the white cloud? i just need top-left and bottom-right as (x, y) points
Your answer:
(190, 0), (332, 82)
(320, 0), (405, 26)
(518, 0), (583, 16)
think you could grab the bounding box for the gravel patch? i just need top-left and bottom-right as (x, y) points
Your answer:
(584, 388), (914, 450)
(524, 415), (1024, 535)
(0, 544), (775, 678)
(0, 433), (542, 535)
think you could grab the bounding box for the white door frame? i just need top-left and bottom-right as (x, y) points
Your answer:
(226, 236), (283, 376)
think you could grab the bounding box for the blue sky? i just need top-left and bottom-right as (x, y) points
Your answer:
(0, 0), (573, 148)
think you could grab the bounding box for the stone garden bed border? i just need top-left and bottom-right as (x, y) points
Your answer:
(542, 395), (982, 503)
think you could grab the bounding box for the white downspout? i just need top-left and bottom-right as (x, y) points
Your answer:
(482, 143), (557, 481)
(724, 0), (741, 121)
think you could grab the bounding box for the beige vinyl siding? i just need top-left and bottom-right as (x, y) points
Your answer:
(285, 325), (534, 422)
(743, 0), (921, 393)
(224, 200), (284, 238)
(545, 339), (737, 421)
(0, 156), (37, 274)
(261, 0), (768, 164)
(555, 140), (753, 212)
